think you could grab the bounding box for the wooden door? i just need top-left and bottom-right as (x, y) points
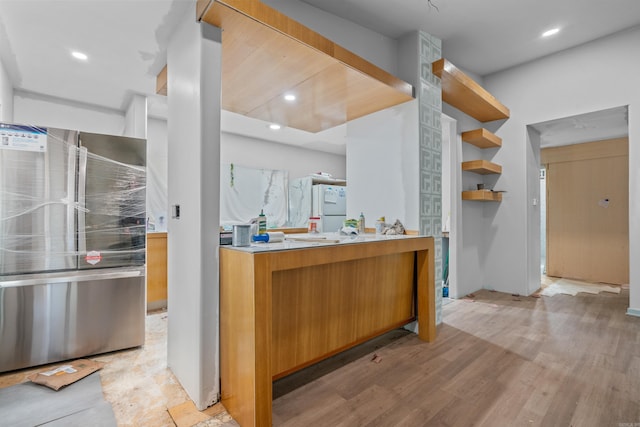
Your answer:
(543, 138), (628, 284)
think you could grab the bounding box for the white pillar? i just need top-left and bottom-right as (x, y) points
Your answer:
(0, 59), (14, 123)
(123, 94), (147, 138)
(628, 104), (640, 316)
(166, 4), (222, 409)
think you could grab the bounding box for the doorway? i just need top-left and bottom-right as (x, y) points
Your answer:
(441, 113), (458, 300)
(543, 138), (629, 284)
(531, 106), (630, 286)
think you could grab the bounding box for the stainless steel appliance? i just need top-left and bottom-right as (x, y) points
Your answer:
(0, 123), (146, 373)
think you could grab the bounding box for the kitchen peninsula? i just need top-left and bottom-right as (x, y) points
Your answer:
(219, 234), (436, 426)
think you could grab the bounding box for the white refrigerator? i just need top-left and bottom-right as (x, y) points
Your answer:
(312, 184), (347, 232)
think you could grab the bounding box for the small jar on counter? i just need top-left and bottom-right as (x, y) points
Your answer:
(308, 216), (321, 233)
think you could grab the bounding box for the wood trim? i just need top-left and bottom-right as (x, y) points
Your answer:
(146, 232), (167, 307)
(432, 58), (509, 122)
(461, 128), (502, 149)
(461, 160), (502, 175)
(219, 250), (260, 427)
(270, 227), (308, 234)
(462, 190), (502, 202)
(417, 237), (436, 341)
(196, 0), (212, 20)
(541, 138), (628, 164)
(156, 65), (167, 96)
(266, 238), (430, 271)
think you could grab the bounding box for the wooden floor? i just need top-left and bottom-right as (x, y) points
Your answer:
(272, 289), (640, 426)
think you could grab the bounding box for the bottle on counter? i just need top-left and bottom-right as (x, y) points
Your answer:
(376, 216), (386, 234)
(308, 216), (321, 233)
(258, 209), (267, 234)
(358, 212), (365, 234)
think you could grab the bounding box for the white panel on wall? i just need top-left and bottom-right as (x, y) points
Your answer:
(0, 59), (13, 122)
(346, 100), (419, 231)
(13, 90), (124, 135)
(147, 118), (168, 231)
(220, 132), (346, 180)
(124, 94), (147, 139)
(220, 163), (288, 227)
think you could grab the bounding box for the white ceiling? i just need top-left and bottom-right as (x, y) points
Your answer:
(531, 106), (629, 149)
(0, 0), (637, 152)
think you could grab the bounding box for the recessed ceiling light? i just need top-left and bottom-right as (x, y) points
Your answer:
(71, 51), (88, 61)
(284, 94), (296, 101)
(542, 28), (560, 38)
(269, 124), (282, 130)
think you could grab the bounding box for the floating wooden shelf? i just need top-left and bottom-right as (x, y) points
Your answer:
(432, 58), (510, 122)
(461, 160), (502, 175)
(461, 128), (502, 149)
(462, 190), (502, 202)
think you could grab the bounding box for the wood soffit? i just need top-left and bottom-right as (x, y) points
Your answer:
(161, 0), (414, 133)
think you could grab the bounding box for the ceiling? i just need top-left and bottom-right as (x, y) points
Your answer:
(0, 0), (637, 153)
(530, 106), (629, 149)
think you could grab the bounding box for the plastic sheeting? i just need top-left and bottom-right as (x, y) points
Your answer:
(0, 123), (146, 275)
(220, 163), (288, 228)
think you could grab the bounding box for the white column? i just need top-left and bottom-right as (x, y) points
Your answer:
(123, 94), (147, 138)
(0, 59), (14, 123)
(166, 4), (222, 409)
(628, 104), (640, 316)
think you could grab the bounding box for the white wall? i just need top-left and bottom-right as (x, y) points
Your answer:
(221, 132), (346, 180)
(0, 59), (13, 122)
(441, 102), (494, 296)
(263, 0), (398, 76)
(14, 91), (125, 135)
(166, 9), (221, 409)
(124, 94), (147, 139)
(147, 118), (168, 231)
(481, 26), (640, 311)
(346, 99), (419, 230)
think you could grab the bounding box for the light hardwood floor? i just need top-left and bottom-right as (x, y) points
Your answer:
(272, 289), (640, 426)
(1, 289), (638, 426)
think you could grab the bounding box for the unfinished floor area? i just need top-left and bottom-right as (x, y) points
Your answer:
(1, 288), (638, 426)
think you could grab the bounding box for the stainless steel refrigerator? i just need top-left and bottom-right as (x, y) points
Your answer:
(0, 123), (146, 373)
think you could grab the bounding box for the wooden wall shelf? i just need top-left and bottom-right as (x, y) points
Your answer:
(432, 58), (510, 122)
(461, 160), (502, 175)
(462, 190), (502, 202)
(461, 128), (502, 149)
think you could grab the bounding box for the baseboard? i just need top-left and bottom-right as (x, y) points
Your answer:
(626, 307), (640, 318)
(147, 300), (168, 313)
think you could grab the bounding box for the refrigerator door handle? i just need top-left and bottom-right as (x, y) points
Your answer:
(66, 146), (78, 262)
(77, 146), (88, 256)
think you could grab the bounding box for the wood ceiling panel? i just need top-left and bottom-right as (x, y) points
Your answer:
(199, 0), (414, 133)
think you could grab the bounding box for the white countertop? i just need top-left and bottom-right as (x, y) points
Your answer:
(221, 232), (427, 253)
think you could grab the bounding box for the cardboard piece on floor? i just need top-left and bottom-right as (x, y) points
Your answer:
(168, 401), (211, 427)
(27, 359), (105, 391)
